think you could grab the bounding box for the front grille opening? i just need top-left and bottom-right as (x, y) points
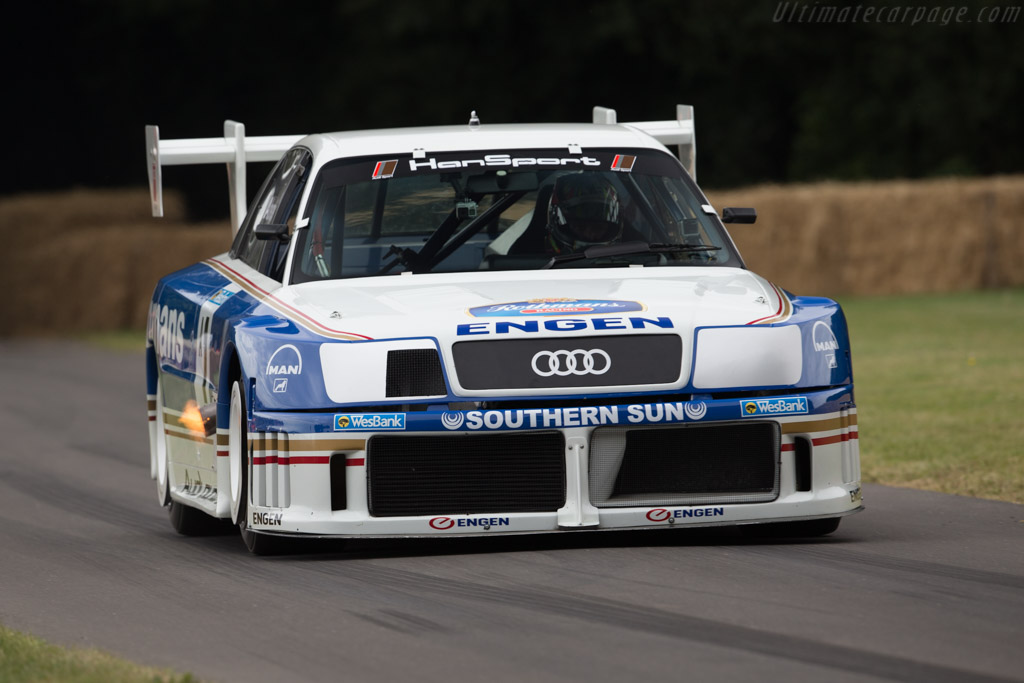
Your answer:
(330, 454), (347, 511)
(453, 334), (682, 390)
(590, 422), (780, 507)
(386, 349), (447, 398)
(794, 436), (812, 492)
(368, 432), (566, 517)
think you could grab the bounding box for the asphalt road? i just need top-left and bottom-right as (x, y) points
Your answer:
(1, 340), (1023, 683)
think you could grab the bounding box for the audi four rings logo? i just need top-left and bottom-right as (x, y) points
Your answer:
(531, 349), (612, 377)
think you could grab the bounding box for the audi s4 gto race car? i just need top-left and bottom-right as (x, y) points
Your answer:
(144, 105), (862, 554)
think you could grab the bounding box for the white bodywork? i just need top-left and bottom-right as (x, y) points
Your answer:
(146, 107), (861, 548)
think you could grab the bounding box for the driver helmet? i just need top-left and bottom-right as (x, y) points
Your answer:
(546, 173), (623, 252)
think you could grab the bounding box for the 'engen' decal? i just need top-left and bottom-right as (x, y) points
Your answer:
(458, 316), (672, 336)
(252, 512), (282, 526)
(429, 516), (510, 530)
(646, 508), (725, 522)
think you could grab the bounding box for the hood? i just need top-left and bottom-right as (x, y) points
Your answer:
(274, 267), (786, 342)
(248, 266), (819, 406)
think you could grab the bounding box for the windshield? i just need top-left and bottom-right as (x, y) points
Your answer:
(291, 148), (742, 283)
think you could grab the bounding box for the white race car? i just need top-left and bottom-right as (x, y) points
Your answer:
(145, 106), (861, 553)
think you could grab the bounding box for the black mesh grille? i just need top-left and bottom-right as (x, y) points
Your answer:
(368, 432), (566, 517)
(590, 422), (780, 507)
(385, 349), (446, 397)
(453, 335), (681, 390)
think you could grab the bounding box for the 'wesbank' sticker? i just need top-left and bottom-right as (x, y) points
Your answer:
(741, 397), (808, 417)
(335, 413), (406, 431)
(469, 299), (644, 317)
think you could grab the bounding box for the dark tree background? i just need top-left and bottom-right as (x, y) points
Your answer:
(4, 0), (1021, 218)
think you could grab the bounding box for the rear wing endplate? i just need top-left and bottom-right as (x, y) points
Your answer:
(145, 121), (303, 234)
(593, 105), (696, 180)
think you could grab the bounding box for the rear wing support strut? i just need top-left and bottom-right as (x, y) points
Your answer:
(593, 105), (696, 181)
(145, 121), (304, 235)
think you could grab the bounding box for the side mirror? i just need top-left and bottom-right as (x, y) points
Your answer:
(254, 223), (290, 241)
(721, 207), (757, 224)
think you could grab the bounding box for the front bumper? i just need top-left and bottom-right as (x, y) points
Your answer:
(244, 387), (862, 537)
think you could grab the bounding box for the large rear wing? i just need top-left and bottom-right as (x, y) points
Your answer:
(145, 121), (304, 234)
(593, 105), (696, 180)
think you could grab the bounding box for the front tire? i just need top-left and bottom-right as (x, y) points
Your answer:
(154, 375), (170, 507)
(228, 381), (246, 525)
(168, 497), (226, 536)
(230, 378), (286, 555)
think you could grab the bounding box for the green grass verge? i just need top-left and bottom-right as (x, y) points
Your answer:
(838, 289), (1024, 504)
(0, 624), (195, 683)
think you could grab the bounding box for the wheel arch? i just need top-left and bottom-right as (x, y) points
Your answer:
(145, 342), (159, 397)
(215, 341), (247, 522)
(217, 340), (244, 428)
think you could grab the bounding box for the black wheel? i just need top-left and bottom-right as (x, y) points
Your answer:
(168, 497), (228, 536)
(230, 378), (287, 556)
(239, 517), (288, 555)
(739, 517), (841, 539)
(154, 376), (170, 507)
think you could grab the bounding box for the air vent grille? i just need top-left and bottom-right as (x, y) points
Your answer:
(385, 349), (447, 397)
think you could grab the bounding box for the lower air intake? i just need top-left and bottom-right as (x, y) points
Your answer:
(368, 432), (566, 517)
(385, 349), (446, 397)
(589, 422), (780, 507)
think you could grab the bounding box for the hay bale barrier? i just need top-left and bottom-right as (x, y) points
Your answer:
(706, 176), (1024, 297)
(1, 189), (230, 336)
(1, 177), (1022, 336)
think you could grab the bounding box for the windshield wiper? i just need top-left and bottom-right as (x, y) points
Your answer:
(542, 241), (721, 269)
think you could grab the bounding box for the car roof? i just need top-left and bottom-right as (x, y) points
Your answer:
(297, 123), (669, 162)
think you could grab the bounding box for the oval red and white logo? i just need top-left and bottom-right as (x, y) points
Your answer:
(429, 517), (455, 530)
(646, 508), (671, 522)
